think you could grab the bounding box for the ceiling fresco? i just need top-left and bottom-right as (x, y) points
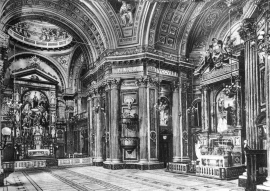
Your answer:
(9, 20), (72, 48)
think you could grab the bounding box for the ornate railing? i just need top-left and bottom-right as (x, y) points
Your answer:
(201, 62), (240, 85)
(8, 28), (73, 49)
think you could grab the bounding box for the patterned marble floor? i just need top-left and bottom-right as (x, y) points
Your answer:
(2, 166), (245, 191)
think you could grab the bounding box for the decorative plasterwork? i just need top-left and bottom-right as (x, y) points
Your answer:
(52, 54), (71, 73)
(156, 1), (192, 50)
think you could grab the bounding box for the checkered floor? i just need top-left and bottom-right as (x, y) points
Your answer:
(2, 166), (245, 191)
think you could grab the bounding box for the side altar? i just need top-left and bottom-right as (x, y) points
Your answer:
(167, 35), (246, 179)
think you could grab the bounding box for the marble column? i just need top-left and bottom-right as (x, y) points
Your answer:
(262, 28), (270, 190)
(235, 76), (242, 129)
(110, 78), (121, 163)
(77, 97), (82, 114)
(93, 88), (103, 164)
(104, 82), (111, 162)
(201, 86), (205, 131)
(0, 32), (8, 183)
(87, 94), (93, 157)
(137, 76), (148, 163)
(172, 81), (181, 162)
(203, 86), (210, 132)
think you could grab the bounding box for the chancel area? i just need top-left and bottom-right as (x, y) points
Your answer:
(0, 0), (269, 191)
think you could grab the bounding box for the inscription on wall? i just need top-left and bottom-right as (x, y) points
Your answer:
(112, 66), (143, 74)
(148, 66), (177, 77)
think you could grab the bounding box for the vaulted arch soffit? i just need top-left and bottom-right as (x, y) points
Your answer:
(0, 0), (119, 66)
(152, 1), (206, 55)
(93, 0), (153, 48)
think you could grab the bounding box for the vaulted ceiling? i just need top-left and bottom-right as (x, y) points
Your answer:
(0, 0), (256, 91)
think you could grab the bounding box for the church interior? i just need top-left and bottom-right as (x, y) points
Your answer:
(0, 0), (269, 190)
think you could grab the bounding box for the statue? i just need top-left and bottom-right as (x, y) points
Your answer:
(33, 92), (39, 108)
(195, 139), (202, 160)
(205, 37), (234, 68)
(119, 0), (134, 27)
(243, 140), (251, 165)
(211, 38), (224, 66)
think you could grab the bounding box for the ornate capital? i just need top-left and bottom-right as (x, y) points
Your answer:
(104, 80), (111, 91)
(136, 76), (149, 87)
(201, 85), (211, 91)
(171, 81), (180, 92)
(148, 76), (159, 88)
(238, 18), (256, 41)
(110, 78), (121, 89)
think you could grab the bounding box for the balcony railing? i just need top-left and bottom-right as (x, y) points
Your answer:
(8, 28), (73, 49)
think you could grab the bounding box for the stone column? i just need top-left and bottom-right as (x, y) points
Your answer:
(203, 86), (210, 132)
(137, 76), (148, 163)
(110, 78), (121, 163)
(93, 88), (104, 165)
(172, 81), (181, 162)
(65, 100), (74, 154)
(87, 95), (93, 157)
(77, 97), (82, 114)
(179, 80), (190, 163)
(235, 76), (242, 129)
(105, 81), (111, 162)
(261, 23), (270, 190)
(201, 86), (205, 131)
(0, 31), (9, 186)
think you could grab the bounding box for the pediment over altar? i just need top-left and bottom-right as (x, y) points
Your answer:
(12, 68), (59, 85)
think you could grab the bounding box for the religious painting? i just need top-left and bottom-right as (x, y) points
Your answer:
(108, 0), (139, 27)
(216, 90), (236, 133)
(21, 91), (50, 135)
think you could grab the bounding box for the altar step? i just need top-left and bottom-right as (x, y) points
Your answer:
(2, 157), (93, 172)
(166, 162), (245, 180)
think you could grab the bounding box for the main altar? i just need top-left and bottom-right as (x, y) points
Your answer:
(1, 56), (62, 165)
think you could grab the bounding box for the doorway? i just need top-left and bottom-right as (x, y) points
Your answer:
(159, 133), (172, 168)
